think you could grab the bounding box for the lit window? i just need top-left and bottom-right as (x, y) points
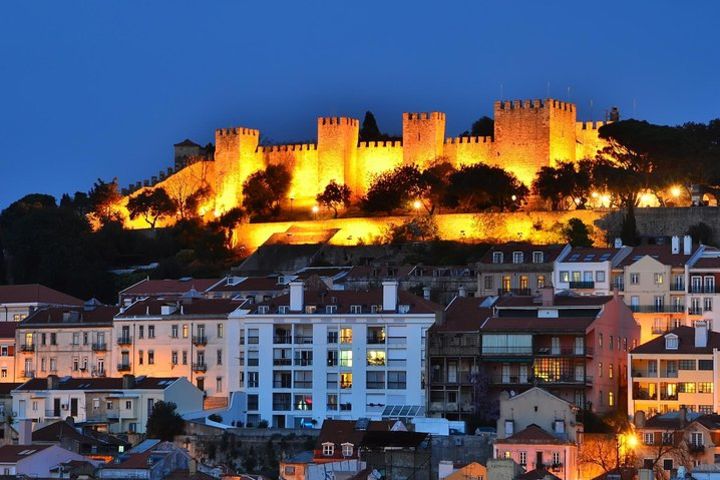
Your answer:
(340, 328), (353, 344)
(340, 373), (352, 389)
(340, 350), (353, 367)
(366, 350), (386, 366)
(609, 391), (614, 406)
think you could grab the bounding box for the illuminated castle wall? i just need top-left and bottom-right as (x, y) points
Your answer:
(130, 98), (609, 215)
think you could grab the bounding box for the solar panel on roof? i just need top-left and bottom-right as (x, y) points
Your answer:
(569, 254), (580, 261)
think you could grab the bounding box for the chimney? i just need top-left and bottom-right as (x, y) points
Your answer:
(458, 286), (467, 298)
(438, 460), (454, 480)
(634, 410), (646, 428)
(47, 374), (59, 390)
(614, 237), (623, 248)
(671, 235), (680, 254)
(422, 287), (431, 301)
(122, 374), (135, 390)
(684, 235), (692, 255)
(541, 287), (554, 307)
(382, 281), (398, 312)
(695, 320), (708, 348)
(289, 281), (304, 312)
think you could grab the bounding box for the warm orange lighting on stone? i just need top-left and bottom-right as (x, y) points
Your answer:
(670, 185), (682, 198)
(413, 200), (422, 210)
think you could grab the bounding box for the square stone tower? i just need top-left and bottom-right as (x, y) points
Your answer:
(402, 112), (446, 169)
(317, 117), (359, 194)
(493, 99), (576, 186)
(214, 127), (260, 213)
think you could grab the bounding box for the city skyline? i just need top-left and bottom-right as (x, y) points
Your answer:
(1, 0), (719, 208)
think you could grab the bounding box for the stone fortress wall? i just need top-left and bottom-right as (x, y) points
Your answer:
(125, 98), (609, 216)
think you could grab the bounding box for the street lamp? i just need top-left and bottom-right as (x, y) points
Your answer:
(311, 204), (319, 219)
(670, 186), (682, 198)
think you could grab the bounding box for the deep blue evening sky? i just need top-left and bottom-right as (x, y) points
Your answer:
(1, 1), (718, 208)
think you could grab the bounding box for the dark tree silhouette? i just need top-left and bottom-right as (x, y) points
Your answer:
(444, 163), (528, 211)
(562, 218), (594, 247)
(360, 111), (382, 141)
(460, 116), (494, 138)
(145, 401), (185, 441)
(88, 178), (122, 225)
(127, 188), (177, 228)
(316, 181), (351, 217)
(619, 205), (640, 246)
(242, 164), (292, 220)
(687, 222), (714, 246)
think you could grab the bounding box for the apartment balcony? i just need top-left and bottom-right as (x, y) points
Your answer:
(613, 283), (625, 291)
(273, 358), (292, 366)
(20, 344), (34, 353)
(690, 286), (720, 294)
(481, 347), (533, 356)
(660, 392), (679, 401)
(497, 288), (532, 296)
(117, 363), (131, 372)
(91, 342), (107, 352)
(366, 336), (386, 345)
(534, 346), (593, 357)
(689, 307), (704, 315)
(273, 335), (292, 344)
(633, 388), (658, 400)
(670, 283), (685, 292)
(690, 444), (705, 454)
(430, 371), (473, 384)
(192, 362), (207, 372)
(630, 305), (685, 313)
(569, 281), (595, 289)
(192, 335), (207, 346)
(117, 336), (132, 346)
(293, 335), (313, 345)
(632, 369), (658, 378)
(491, 374), (592, 386)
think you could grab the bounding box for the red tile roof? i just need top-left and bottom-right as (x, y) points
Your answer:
(0, 444), (51, 463)
(0, 285), (83, 306)
(207, 277), (283, 293)
(16, 376), (181, 391)
(478, 243), (566, 264)
(693, 257), (720, 269)
(438, 297), (494, 332)
(117, 298), (244, 317)
(516, 468), (562, 480)
(21, 306), (117, 328)
(0, 383), (22, 395)
(618, 245), (696, 268)
(0, 322), (17, 338)
(250, 289), (441, 315)
(631, 326), (720, 354)
(344, 265), (415, 281)
(495, 424), (569, 445)
(480, 316), (595, 333)
(560, 247), (620, 263)
(315, 420), (401, 461)
(120, 278), (220, 296)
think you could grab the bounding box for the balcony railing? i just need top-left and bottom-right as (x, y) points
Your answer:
(192, 335), (207, 346)
(481, 347), (533, 355)
(273, 358), (292, 366)
(294, 335), (313, 344)
(569, 281), (595, 289)
(20, 344), (34, 352)
(91, 342), (107, 352)
(534, 347), (593, 356)
(192, 362), (207, 372)
(689, 307), (703, 315)
(670, 283), (685, 292)
(633, 389), (658, 400)
(273, 335), (292, 344)
(367, 336), (386, 344)
(117, 336), (132, 345)
(117, 363), (131, 371)
(660, 392), (678, 401)
(497, 288), (532, 296)
(690, 285), (720, 294)
(630, 304), (685, 313)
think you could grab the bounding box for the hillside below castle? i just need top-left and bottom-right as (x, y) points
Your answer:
(119, 98), (610, 228)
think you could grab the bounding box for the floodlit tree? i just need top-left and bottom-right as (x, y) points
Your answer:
(444, 163), (528, 212)
(383, 215), (439, 244)
(127, 187), (177, 228)
(145, 401), (185, 441)
(419, 158), (456, 214)
(361, 165), (425, 214)
(316, 181), (351, 218)
(460, 116), (494, 137)
(242, 164), (292, 220)
(88, 178), (122, 225)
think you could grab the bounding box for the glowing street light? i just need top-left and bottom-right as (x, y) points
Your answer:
(670, 186), (682, 198)
(412, 200), (422, 211)
(311, 205), (319, 215)
(511, 194), (517, 202)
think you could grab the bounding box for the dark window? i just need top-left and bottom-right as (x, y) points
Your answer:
(663, 459), (673, 471)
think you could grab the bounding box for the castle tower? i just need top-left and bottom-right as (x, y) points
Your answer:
(402, 112), (446, 168)
(316, 117), (359, 195)
(493, 99), (576, 186)
(214, 127), (260, 213)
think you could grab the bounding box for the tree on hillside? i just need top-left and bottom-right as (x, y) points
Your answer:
(361, 165), (425, 214)
(460, 116), (494, 138)
(619, 204), (640, 246)
(127, 188), (177, 228)
(687, 222), (714, 246)
(383, 216), (439, 244)
(419, 159), (456, 214)
(562, 218), (593, 247)
(533, 161), (593, 210)
(242, 164), (292, 220)
(316, 181), (351, 218)
(211, 207), (246, 248)
(444, 163), (528, 211)
(533, 166), (565, 210)
(145, 401), (184, 441)
(88, 178), (123, 225)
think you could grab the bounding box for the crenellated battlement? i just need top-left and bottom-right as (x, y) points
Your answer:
(318, 117), (359, 127)
(577, 120), (607, 130)
(403, 112), (446, 121)
(357, 140), (402, 149)
(494, 98), (575, 112)
(445, 136), (494, 145)
(216, 127), (260, 137)
(258, 143), (318, 153)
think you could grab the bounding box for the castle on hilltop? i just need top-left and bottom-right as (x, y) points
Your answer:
(125, 98), (612, 215)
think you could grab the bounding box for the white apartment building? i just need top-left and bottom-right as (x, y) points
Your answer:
(686, 245), (720, 332)
(112, 297), (245, 401)
(15, 305), (116, 381)
(232, 281), (439, 428)
(553, 246), (632, 295)
(12, 374), (203, 434)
